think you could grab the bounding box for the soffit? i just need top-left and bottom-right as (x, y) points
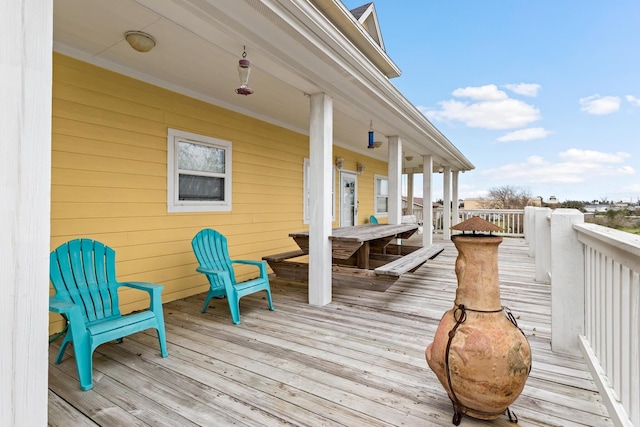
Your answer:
(52, 0), (474, 172)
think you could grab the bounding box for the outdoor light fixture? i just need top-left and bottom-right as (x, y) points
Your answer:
(373, 140), (383, 148)
(405, 156), (414, 161)
(125, 31), (156, 53)
(367, 120), (375, 149)
(235, 46), (253, 95)
(335, 156), (345, 169)
(357, 162), (365, 174)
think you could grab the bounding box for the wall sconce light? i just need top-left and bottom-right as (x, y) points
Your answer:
(367, 120), (375, 149)
(335, 156), (345, 169)
(357, 162), (365, 174)
(235, 46), (253, 95)
(125, 31), (156, 53)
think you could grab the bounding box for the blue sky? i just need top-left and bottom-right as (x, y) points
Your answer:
(342, 1), (640, 203)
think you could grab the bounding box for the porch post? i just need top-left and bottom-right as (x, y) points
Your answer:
(387, 136), (402, 225)
(442, 166), (452, 240)
(422, 155), (433, 246)
(550, 209), (585, 356)
(406, 172), (414, 216)
(525, 206), (537, 257)
(452, 170), (460, 228)
(0, 0), (52, 425)
(308, 93), (333, 306)
(534, 207), (552, 283)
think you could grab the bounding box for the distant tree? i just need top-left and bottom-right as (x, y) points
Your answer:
(480, 185), (533, 209)
(561, 200), (585, 211)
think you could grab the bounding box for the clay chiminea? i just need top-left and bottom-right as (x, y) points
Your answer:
(425, 217), (531, 425)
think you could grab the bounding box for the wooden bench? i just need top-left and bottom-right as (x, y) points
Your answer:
(262, 249), (308, 282)
(374, 244), (444, 277)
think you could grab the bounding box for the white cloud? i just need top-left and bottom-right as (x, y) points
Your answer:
(626, 95), (640, 107)
(504, 83), (541, 97)
(558, 148), (630, 163)
(579, 95), (621, 115)
(479, 149), (634, 184)
(424, 84), (541, 130)
(452, 84), (508, 101)
(497, 127), (553, 142)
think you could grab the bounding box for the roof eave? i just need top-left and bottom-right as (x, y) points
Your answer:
(311, 0), (400, 78)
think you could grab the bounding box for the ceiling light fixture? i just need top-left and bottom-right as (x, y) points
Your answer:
(124, 31), (156, 53)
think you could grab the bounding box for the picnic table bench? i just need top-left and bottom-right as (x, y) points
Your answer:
(263, 224), (444, 291)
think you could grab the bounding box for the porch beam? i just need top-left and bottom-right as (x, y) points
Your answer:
(387, 136), (402, 225)
(0, 0), (52, 424)
(422, 155), (433, 246)
(308, 93), (333, 306)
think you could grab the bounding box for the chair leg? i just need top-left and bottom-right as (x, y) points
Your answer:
(73, 344), (94, 391)
(226, 293), (241, 325)
(265, 288), (275, 311)
(55, 334), (72, 364)
(201, 290), (216, 313)
(156, 326), (169, 358)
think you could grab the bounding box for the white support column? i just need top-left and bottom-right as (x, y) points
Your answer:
(406, 172), (414, 216)
(534, 207), (552, 283)
(1, 1), (52, 425)
(525, 206), (536, 257)
(452, 171), (460, 228)
(550, 209), (585, 356)
(387, 136), (402, 225)
(422, 156), (433, 246)
(308, 93), (333, 306)
(442, 166), (452, 240)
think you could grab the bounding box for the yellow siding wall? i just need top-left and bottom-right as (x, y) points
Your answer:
(50, 53), (386, 332)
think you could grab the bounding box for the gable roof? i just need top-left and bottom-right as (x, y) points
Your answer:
(349, 2), (385, 51)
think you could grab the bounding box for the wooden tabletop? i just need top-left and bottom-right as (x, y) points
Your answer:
(289, 223), (418, 242)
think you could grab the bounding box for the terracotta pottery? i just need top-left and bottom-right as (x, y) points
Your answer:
(425, 218), (531, 424)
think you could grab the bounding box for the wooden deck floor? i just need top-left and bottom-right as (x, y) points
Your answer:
(48, 237), (613, 426)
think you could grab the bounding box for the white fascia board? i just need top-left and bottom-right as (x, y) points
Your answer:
(285, 1), (474, 171)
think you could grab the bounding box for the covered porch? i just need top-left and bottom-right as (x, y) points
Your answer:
(48, 236), (613, 426)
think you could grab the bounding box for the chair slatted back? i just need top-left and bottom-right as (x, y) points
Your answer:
(50, 239), (121, 323)
(192, 229), (237, 287)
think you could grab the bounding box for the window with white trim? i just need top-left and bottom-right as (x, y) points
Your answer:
(303, 158), (335, 223)
(167, 128), (232, 212)
(374, 174), (389, 216)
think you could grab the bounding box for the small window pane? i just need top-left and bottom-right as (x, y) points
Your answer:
(377, 178), (388, 196)
(178, 174), (225, 201)
(178, 141), (225, 173)
(376, 197), (388, 212)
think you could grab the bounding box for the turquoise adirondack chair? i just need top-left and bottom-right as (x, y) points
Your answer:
(369, 215), (379, 224)
(49, 239), (168, 391)
(191, 229), (274, 324)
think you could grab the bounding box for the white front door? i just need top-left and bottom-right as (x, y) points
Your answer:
(340, 171), (358, 226)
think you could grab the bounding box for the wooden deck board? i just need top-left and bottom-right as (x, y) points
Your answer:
(48, 236), (614, 426)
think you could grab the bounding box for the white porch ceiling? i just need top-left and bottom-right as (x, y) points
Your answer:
(53, 0), (474, 172)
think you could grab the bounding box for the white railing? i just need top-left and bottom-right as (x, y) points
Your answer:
(431, 208), (525, 237)
(576, 224), (640, 427)
(526, 207), (639, 427)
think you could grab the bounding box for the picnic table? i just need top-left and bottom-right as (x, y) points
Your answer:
(263, 224), (443, 291)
